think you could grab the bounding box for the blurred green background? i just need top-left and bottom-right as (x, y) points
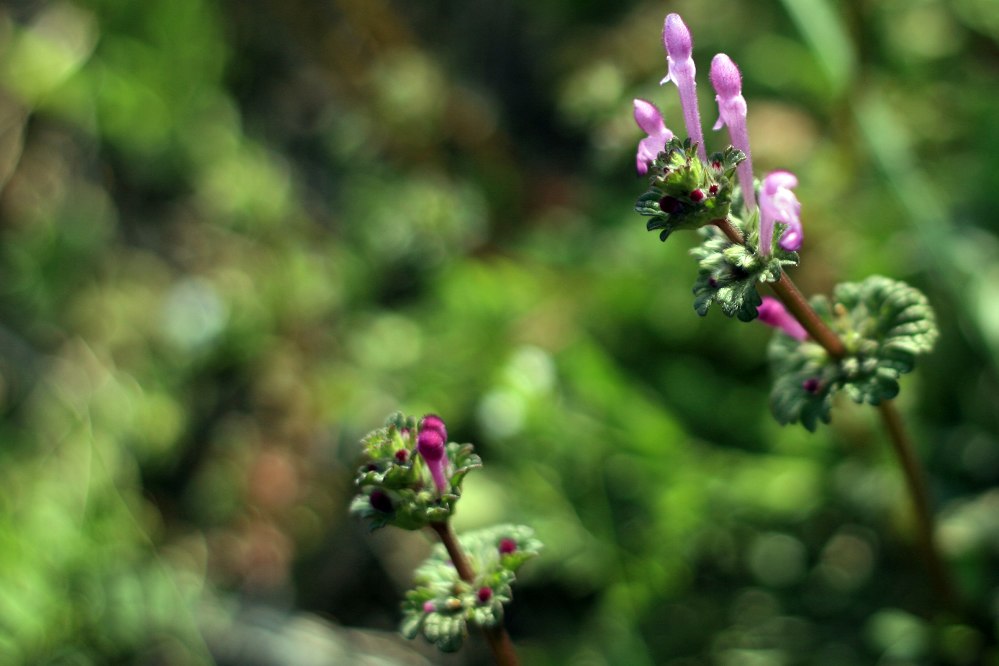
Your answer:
(1, 0), (998, 663)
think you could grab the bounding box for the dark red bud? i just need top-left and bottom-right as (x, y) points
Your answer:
(369, 490), (393, 513)
(477, 587), (493, 604)
(499, 538), (517, 555)
(659, 196), (683, 214)
(711, 160), (722, 170)
(394, 449), (409, 463)
(708, 184), (719, 195)
(690, 189), (705, 202)
(803, 378), (821, 394)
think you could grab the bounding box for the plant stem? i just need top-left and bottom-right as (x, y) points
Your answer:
(429, 521), (521, 666)
(711, 216), (956, 609)
(877, 401), (956, 609)
(713, 218), (847, 358)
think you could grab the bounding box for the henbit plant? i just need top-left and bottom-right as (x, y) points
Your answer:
(350, 412), (540, 665)
(632, 13), (951, 608)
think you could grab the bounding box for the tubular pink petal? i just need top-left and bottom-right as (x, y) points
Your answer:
(633, 98), (674, 174)
(664, 14), (693, 61)
(709, 53), (742, 99)
(420, 414), (448, 444)
(758, 170), (802, 255)
(710, 53), (756, 211)
(762, 170), (798, 193)
(634, 98), (663, 134)
(417, 428), (448, 493)
(661, 14), (706, 162)
(757, 297), (808, 341)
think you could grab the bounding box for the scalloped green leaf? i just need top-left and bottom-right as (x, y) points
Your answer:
(766, 276), (938, 430)
(690, 224), (798, 321)
(399, 524), (541, 653)
(768, 337), (837, 432)
(423, 613), (467, 653)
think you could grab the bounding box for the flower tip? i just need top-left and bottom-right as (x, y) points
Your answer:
(663, 14), (693, 59)
(779, 228), (803, 251)
(419, 413), (448, 443)
(762, 170), (798, 193)
(757, 296), (782, 319)
(417, 429), (445, 462)
(757, 296), (808, 341)
(633, 98), (663, 134)
(710, 53), (742, 98)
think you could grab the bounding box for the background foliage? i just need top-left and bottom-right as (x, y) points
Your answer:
(1, 0), (998, 663)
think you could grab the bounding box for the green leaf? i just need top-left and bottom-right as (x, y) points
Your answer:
(769, 337), (837, 431)
(423, 612), (467, 652)
(399, 524), (541, 653)
(767, 276), (939, 430)
(690, 223), (798, 321)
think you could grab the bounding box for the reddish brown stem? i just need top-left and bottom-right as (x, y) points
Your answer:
(877, 401), (957, 609)
(711, 216), (956, 609)
(429, 521), (520, 666)
(713, 218), (846, 358)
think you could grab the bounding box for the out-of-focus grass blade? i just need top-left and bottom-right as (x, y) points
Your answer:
(855, 93), (999, 373)
(780, 0), (857, 95)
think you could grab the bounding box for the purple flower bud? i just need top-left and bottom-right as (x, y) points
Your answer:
(690, 188), (705, 203)
(423, 600), (436, 613)
(420, 414), (447, 442)
(369, 490), (393, 513)
(802, 378), (822, 394)
(477, 587), (493, 604)
(394, 449), (409, 463)
(633, 99), (674, 175)
(710, 53), (756, 212)
(758, 171), (803, 254)
(757, 297), (808, 341)
(659, 195), (682, 214)
(417, 426), (449, 493)
(662, 14), (706, 162)
(498, 538), (517, 555)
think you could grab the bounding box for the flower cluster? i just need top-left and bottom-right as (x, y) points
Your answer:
(631, 14), (940, 431)
(634, 13), (803, 255)
(350, 412), (482, 530)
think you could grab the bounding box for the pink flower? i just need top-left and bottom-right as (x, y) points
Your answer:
(757, 297), (807, 341)
(417, 417), (449, 493)
(710, 54), (756, 212)
(661, 14), (706, 162)
(633, 99), (674, 174)
(759, 171), (802, 254)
